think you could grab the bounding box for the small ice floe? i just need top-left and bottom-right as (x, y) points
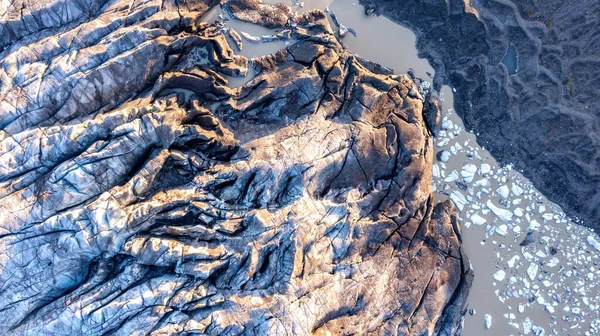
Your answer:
(528, 219), (541, 231)
(450, 143), (462, 154)
(437, 150), (451, 162)
(444, 170), (459, 182)
(507, 255), (520, 268)
(441, 119), (453, 130)
(339, 24), (349, 37)
(495, 224), (508, 236)
(514, 208), (524, 217)
(546, 257), (559, 267)
(532, 325), (545, 335)
(479, 163), (491, 175)
(494, 270), (506, 281)
(523, 318), (532, 334)
(432, 164), (441, 178)
(450, 191), (468, 211)
(461, 163), (477, 182)
(527, 263), (538, 281)
(240, 31), (261, 43)
(511, 183), (523, 196)
(471, 214), (486, 226)
(262, 35), (277, 42)
(329, 11), (357, 38)
(486, 200), (513, 222)
(338, 24), (357, 37)
(587, 235), (600, 252)
(473, 178), (490, 188)
(484, 314), (492, 329)
(261, 31), (290, 43)
(497, 185), (510, 198)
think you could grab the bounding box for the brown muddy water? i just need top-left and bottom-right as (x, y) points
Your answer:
(204, 1), (600, 334)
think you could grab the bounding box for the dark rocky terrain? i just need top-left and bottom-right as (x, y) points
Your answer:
(0, 0), (472, 334)
(360, 0), (600, 231)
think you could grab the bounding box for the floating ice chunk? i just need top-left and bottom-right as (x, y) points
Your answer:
(439, 150), (451, 162)
(432, 164), (441, 178)
(461, 164), (477, 182)
(538, 205), (546, 213)
(512, 183), (523, 196)
(529, 220), (541, 231)
(494, 270), (506, 281)
(338, 24), (349, 37)
(587, 235), (600, 252)
(523, 318), (532, 334)
(496, 224), (508, 236)
(450, 191), (468, 211)
(527, 263), (538, 281)
(261, 34), (278, 42)
(546, 257), (559, 267)
(486, 200), (513, 222)
(518, 304), (525, 313)
(523, 251), (534, 260)
(441, 119), (453, 130)
(240, 31), (261, 43)
(450, 143), (463, 154)
(471, 214), (487, 226)
(508, 255), (520, 268)
(484, 314), (492, 329)
(497, 185), (510, 198)
(479, 163), (491, 175)
(514, 208), (524, 217)
(542, 213), (553, 221)
(444, 170), (459, 182)
(473, 178), (490, 187)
